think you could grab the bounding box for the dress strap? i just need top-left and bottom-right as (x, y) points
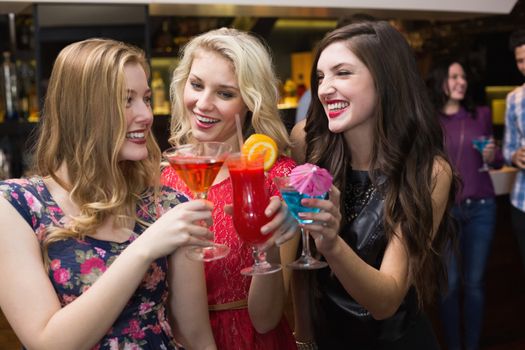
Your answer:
(208, 298), (248, 311)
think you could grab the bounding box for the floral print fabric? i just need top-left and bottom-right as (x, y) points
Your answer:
(0, 176), (187, 350)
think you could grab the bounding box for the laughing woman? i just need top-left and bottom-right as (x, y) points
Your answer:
(162, 28), (299, 349)
(290, 21), (457, 349)
(0, 38), (216, 350)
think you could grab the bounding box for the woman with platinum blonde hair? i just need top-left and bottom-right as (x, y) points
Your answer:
(168, 27), (290, 152)
(0, 38), (216, 350)
(162, 27), (299, 349)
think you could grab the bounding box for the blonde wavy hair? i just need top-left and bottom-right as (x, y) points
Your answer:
(168, 27), (290, 153)
(33, 38), (161, 262)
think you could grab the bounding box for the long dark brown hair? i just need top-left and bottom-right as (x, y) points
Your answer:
(305, 20), (457, 306)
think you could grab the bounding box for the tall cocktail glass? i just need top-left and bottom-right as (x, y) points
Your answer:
(227, 151), (282, 275)
(163, 142), (231, 261)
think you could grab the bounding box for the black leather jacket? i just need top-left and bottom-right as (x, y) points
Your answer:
(314, 170), (418, 349)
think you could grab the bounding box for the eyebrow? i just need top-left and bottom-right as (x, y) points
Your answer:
(126, 87), (151, 95)
(189, 73), (239, 91)
(332, 63), (349, 70)
(317, 62), (353, 73)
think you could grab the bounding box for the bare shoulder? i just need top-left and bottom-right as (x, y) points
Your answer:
(432, 156), (452, 180)
(431, 156), (453, 195)
(290, 120), (307, 164)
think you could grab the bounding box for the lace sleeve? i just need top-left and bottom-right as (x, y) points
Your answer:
(266, 156), (297, 197)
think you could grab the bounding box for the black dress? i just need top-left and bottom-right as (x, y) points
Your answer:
(314, 170), (440, 350)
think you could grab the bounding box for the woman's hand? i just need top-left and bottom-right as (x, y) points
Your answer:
(260, 196), (298, 250)
(297, 185), (342, 255)
(482, 137), (496, 163)
(224, 196), (298, 250)
(512, 146), (525, 169)
(138, 200), (214, 260)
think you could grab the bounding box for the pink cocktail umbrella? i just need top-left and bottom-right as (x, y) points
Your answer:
(289, 163), (333, 196)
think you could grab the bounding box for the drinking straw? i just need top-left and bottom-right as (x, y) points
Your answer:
(234, 113), (244, 151)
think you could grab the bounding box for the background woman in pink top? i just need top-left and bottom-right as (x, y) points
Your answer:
(161, 28), (299, 350)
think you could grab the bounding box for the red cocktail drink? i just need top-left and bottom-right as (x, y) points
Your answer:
(227, 152), (281, 275)
(229, 162), (270, 245)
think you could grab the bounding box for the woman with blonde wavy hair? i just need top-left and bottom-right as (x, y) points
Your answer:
(0, 38), (216, 350)
(162, 27), (299, 349)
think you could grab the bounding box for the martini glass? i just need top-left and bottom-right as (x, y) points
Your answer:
(163, 142), (231, 261)
(274, 176), (328, 270)
(472, 136), (491, 172)
(227, 151), (282, 275)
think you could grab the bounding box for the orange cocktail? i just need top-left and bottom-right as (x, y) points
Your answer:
(163, 142), (231, 261)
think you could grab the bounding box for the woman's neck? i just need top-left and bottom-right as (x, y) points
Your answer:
(350, 155), (371, 171)
(443, 100), (461, 115)
(344, 135), (372, 171)
(44, 164), (80, 218)
(344, 122), (373, 171)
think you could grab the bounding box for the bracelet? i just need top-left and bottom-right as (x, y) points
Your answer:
(295, 339), (318, 350)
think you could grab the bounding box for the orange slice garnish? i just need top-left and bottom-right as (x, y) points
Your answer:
(242, 134), (278, 171)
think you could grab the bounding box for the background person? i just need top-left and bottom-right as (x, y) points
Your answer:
(427, 58), (504, 350)
(503, 28), (525, 272)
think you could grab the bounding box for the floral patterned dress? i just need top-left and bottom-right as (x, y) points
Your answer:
(0, 176), (188, 350)
(161, 156), (298, 350)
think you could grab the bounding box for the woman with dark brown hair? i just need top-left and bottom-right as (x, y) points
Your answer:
(290, 20), (457, 349)
(427, 58), (503, 350)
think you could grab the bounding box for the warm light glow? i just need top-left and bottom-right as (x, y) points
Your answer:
(273, 19), (337, 30)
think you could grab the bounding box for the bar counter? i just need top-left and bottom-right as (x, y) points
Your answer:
(490, 165), (518, 196)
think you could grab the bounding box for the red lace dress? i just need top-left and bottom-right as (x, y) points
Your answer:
(161, 156), (297, 350)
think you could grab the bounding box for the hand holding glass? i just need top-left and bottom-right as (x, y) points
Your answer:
(163, 142), (231, 261)
(472, 136), (491, 172)
(227, 151), (282, 275)
(274, 176), (328, 270)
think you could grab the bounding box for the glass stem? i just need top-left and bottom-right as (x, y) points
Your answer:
(194, 191), (207, 200)
(300, 227), (311, 258)
(251, 246), (268, 267)
(193, 191), (209, 227)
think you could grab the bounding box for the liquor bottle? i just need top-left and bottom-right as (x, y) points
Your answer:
(296, 74), (307, 99)
(1, 52), (19, 121)
(17, 17), (33, 51)
(283, 78), (298, 107)
(17, 60), (38, 122)
(155, 20), (174, 53)
(151, 71), (169, 115)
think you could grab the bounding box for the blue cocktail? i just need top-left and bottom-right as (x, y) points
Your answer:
(472, 136), (491, 172)
(274, 176), (328, 270)
(281, 190), (324, 224)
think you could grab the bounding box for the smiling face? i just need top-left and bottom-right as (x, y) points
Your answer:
(444, 62), (467, 103)
(316, 41), (377, 136)
(183, 49), (249, 150)
(118, 62), (153, 162)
